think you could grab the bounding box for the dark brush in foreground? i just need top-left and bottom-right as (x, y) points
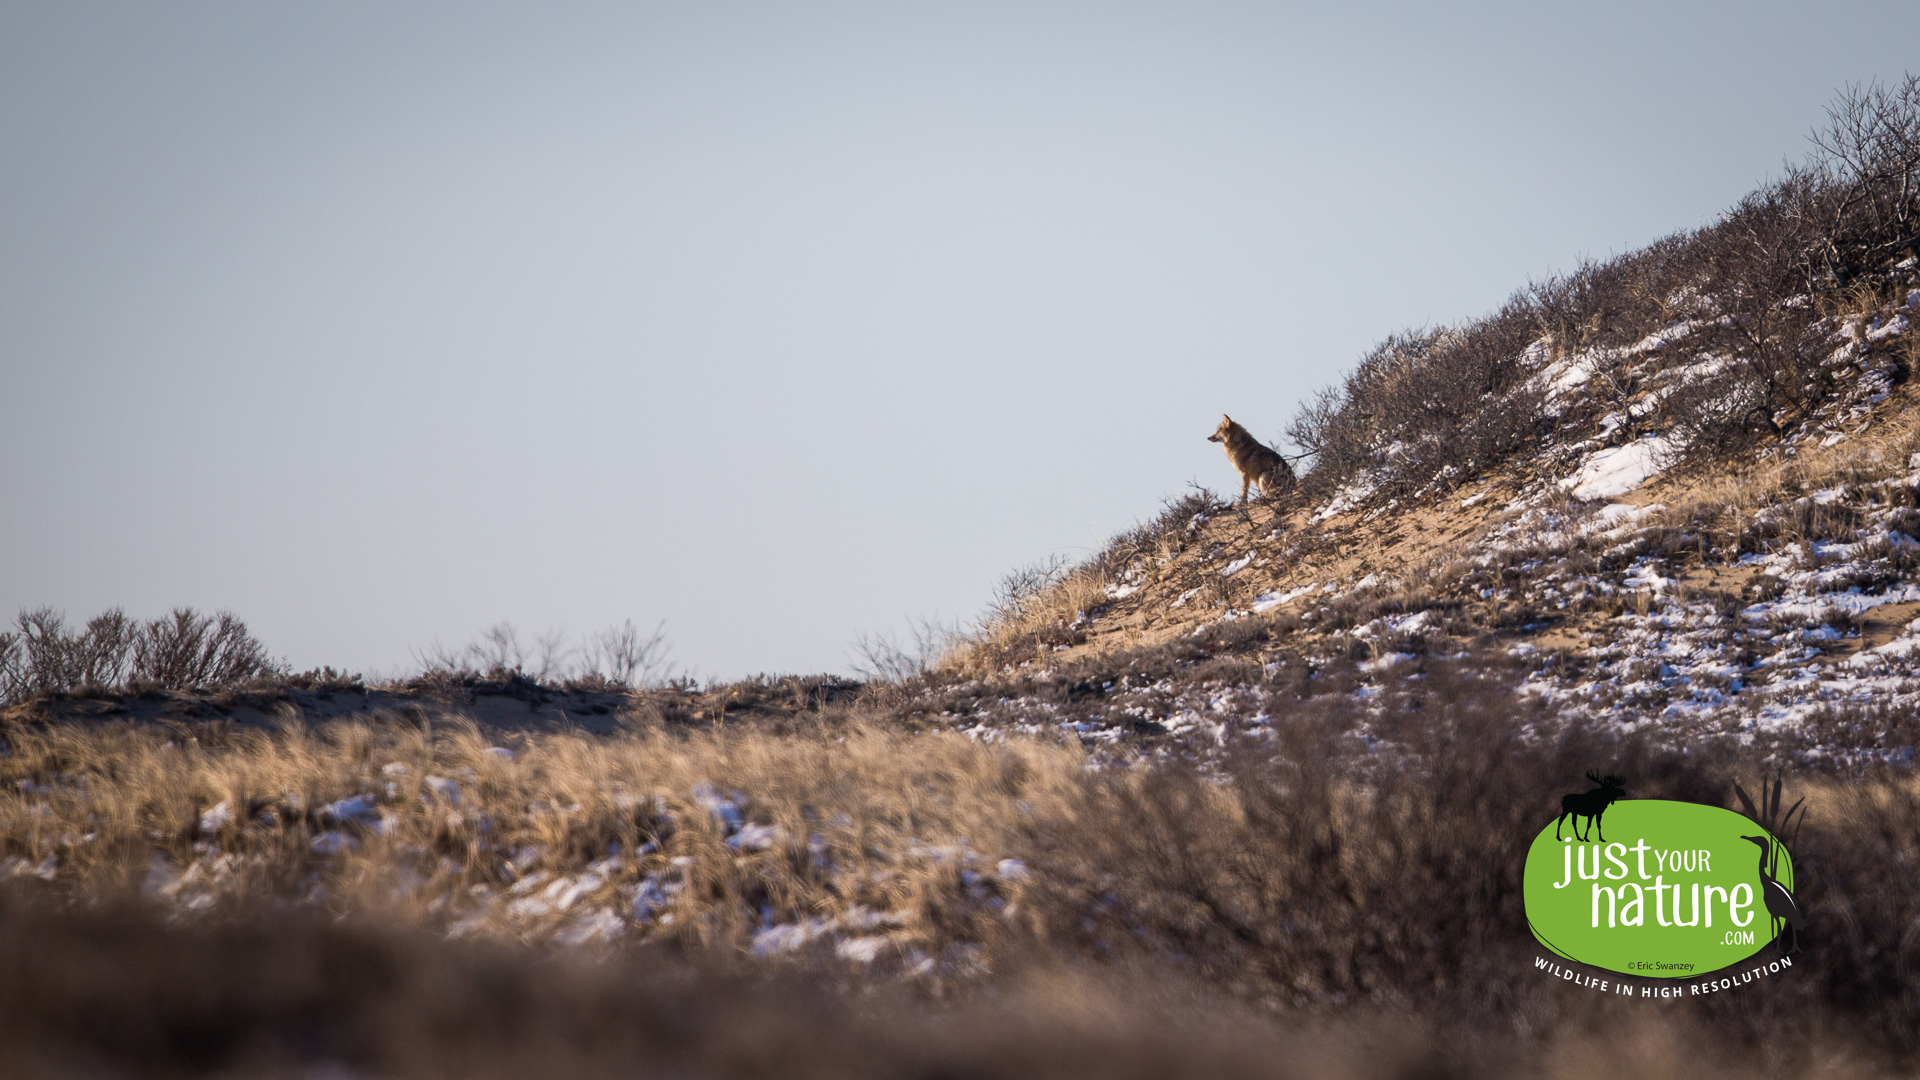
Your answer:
(0, 899), (1899, 1080)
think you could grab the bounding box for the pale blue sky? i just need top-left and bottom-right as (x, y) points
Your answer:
(4, 2), (1916, 679)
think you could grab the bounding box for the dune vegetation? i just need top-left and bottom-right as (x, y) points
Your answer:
(8, 76), (1920, 1077)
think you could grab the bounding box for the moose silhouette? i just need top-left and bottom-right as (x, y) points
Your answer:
(1555, 771), (1625, 843)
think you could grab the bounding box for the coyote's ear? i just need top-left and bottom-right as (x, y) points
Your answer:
(1221, 414), (1232, 423)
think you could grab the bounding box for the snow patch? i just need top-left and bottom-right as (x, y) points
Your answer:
(198, 800), (235, 832)
(1252, 585), (1315, 613)
(1564, 437), (1679, 500)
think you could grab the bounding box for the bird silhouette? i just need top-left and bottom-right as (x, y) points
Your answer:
(1741, 834), (1806, 954)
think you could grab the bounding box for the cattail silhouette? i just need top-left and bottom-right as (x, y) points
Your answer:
(1733, 774), (1810, 956)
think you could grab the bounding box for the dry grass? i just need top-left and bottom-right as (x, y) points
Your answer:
(6, 695), (1920, 1075)
(940, 490), (1224, 674)
(953, 564), (1109, 666)
(0, 716), (1083, 959)
(1632, 393), (1920, 559)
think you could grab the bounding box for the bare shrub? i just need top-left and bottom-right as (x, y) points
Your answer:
(17, 608), (84, 694)
(849, 615), (959, 684)
(579, 619), (673, 689)
(132, 608), (277, 690)
(442, 622), (532, 679)
(417, 620), (674, 690)
(0, 607), (276, 704)
(1661, 179), (1829, 447)
(1808, 74), (1920, 280)
(1287, 295), (1546, 500)
(1285, 75), (1920, 498)
(71, 608), (137, 689)
(0, 633), (17, 703)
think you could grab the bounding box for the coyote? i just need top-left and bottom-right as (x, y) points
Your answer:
(1208, 415), (1295, 505)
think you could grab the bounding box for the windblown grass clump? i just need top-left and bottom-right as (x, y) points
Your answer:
(939, 488), (1223, 673)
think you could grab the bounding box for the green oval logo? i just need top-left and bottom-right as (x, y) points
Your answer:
(1524, 799), (1796, 978)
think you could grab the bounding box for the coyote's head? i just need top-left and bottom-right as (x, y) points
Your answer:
(1207, 415), (1239, 444)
